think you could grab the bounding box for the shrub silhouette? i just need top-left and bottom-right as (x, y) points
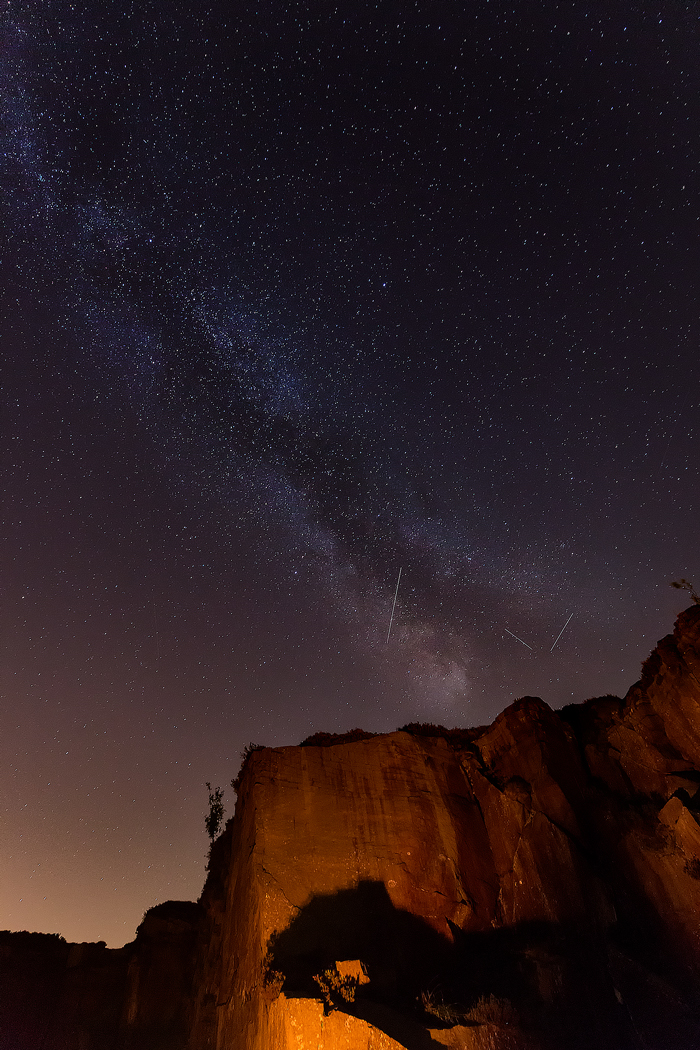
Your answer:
(671, 579), (700, 605)
(204, 782), (225, 840)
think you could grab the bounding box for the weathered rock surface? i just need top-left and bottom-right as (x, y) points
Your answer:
(3, 605), (700, 1049)
(189, 605), (700, 1049)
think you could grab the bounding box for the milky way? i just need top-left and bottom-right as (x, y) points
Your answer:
(2, 2), (698, 944)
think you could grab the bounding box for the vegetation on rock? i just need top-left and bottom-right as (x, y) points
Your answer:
(312, 966), (359, 1012)
(204, 782), (225, 841)
(671, 578), (700, 604)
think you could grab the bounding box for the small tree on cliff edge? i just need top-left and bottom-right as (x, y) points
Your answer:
(671, 579), (700, 605)
(205, 782), (225, 840)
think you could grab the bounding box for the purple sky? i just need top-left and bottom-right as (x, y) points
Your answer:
(2, 1), (698, 945)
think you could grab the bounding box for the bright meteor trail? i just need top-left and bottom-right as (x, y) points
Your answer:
(551, 613), (574, 653)
(386, 568), (402, 644)
(504, 628), (533, 651)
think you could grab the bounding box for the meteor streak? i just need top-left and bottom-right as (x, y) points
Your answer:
(386, 568), (402, 643)
(504, 628), (533, 651)
(550, 612), (574, 653)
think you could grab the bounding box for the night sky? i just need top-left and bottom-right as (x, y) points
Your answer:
(2, 1), (698, 947)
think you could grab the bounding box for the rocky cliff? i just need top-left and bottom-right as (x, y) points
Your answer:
(3, 605), (700, 1049)
(0, 901), (201, 1050)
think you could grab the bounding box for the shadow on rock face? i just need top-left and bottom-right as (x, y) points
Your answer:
(266, 880), (666, 1050)
(268, 880), (566, 1010)
(267, 880), (452, 1006)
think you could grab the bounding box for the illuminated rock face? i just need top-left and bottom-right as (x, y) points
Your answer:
(188, 605), (700, 1050)
(3, 607), (700, 1049)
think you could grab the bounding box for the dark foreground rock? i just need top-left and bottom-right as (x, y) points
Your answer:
(0, 901), (201, 1050)
(4, 605), (700, 1049)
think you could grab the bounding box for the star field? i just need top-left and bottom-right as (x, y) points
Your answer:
(1, 1), (698, 945)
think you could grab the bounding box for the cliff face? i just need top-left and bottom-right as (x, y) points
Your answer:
(189, 604), (700, 1050)
(3, 606), (700, 1050)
